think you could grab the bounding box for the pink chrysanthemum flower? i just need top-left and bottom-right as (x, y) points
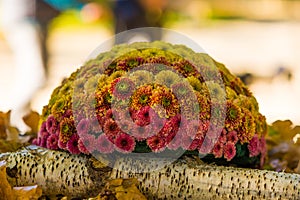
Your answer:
(46, 115), (58, 135)
(89, 117), (102, 133)
(46, 134), (59, 150)
(198, 138), (213, 155)
(40, 121), (47, 133)
(186, 120), (200, 138)
(32, 138), (38, 145)
(212, 141), (224, 158)
(78, 138), (90, 154)
(147, 135), (166, 152)
(39, 129), (50, 148)
(218, 129), (227, 144)
(96, 134), (114, 153)
(224, 142), (236, 161)
(114, 132), (136, 153)
(166, 132), (182, 150)
(206, 125), (222, 141)
(67, 134), (81, 155)
(80, 133), (97, 153)
(227, 130), (238, 144)
(248, 134), (260, 157)
(180, 134), (193, 150)
(150, 111), (166, 133)
(76, 118), (90, 136)
(131, 125), (151, 141)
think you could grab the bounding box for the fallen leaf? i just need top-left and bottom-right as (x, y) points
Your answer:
(22, 111), (40, 134)
(266, 120), (300, 174)
(0, 111), (10, 139)
(0, 160), (14, 200)
(94, 178), (147, 200)
(0, 160), (42, 200)
(13, 185), (42, 200)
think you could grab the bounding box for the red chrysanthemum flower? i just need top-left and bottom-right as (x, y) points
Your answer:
(227, 130), (238, 144)
(58, 138), (67, 150)
(96, 134), (114, 154)
(188, 138), (202, 151)
(46, 134), (59, 150)
(212, 141), (224, 158)
(78, 138), (90, 154)
(158, 119), (174, 139)
(248, 134), (260, 157)
(147, 135), (166, 152)
(135, 106), (151, 126)
(67, 134), (81, 155)
(114, 132), (136, 153)
(224, 142), (236, 161)
(103, 118), (120, 138)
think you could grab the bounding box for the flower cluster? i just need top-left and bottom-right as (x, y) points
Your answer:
(36, 41), (268, 168)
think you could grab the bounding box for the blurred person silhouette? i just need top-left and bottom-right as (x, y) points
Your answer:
(0, 0), (85, 132)
(113, 0), (168, 44)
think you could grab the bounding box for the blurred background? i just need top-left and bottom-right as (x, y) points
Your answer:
(0, 0), (300, 131)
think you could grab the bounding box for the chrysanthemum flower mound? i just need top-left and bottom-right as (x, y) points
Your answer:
(34, 41), (268, 168)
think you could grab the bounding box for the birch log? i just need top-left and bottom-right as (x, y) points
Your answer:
(0, 146), (299, 199)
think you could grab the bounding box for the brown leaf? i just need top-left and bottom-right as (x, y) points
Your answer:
(22, 111), (40, 134)
(0, 111), (10, 140)
(13, 185), (42, 200)
(271, 120), (295, 141)
(95, 178), (147, 200)
(0, 139), (24, 153)
(266, 120), (300, 174)
(0, 160), (14, 200)
(0, 160), (42, 200)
